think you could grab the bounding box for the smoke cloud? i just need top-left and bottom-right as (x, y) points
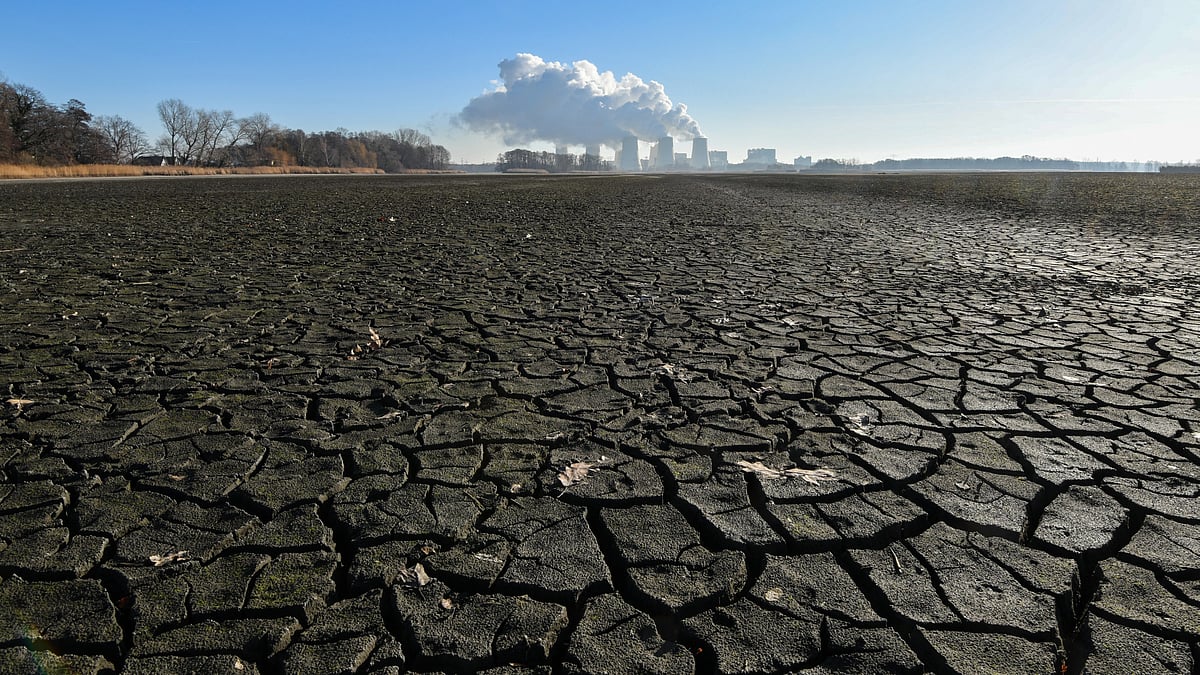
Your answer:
(457, 53), (703, 146)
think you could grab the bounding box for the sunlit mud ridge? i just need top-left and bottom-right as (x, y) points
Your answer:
(1, 173), (1197, 673)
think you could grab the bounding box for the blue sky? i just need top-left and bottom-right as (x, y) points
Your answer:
(3, 0), (1197, 163)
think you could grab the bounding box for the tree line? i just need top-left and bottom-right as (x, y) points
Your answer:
(496, 148), (610, 173)
(0, 78), (449, 171)
(812, 156), (1086, 172)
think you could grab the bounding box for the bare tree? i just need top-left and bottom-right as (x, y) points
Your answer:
(156, 98), (192, 164)
(95, 114), (149, 163)
(198, 109), (239, 165)
(236, 112), (278, 165)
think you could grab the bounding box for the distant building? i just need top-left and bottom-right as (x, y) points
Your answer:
(708, 150), (728, 170)
(674, 152), (688, 166)
(585, 144), (601, 158)
(794, 155), (813, 169)
(746, 148), (777, 165)
(555, 144), (570, 156)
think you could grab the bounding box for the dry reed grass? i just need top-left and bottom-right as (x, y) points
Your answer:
(0, 164), (386, 179)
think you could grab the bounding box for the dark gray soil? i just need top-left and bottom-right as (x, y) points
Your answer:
(1, 172), (1198, 673)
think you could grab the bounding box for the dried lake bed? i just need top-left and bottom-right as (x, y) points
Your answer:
(1, 172), (1198, 673)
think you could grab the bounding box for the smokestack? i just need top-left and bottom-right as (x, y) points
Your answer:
(585, 143), (601, 157)
(620, 135), (640, 171)
(655, 136), (674, 169)
(692, 137), (710, 169)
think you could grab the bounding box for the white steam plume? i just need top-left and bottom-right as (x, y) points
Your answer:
(457, 53), (703, 146)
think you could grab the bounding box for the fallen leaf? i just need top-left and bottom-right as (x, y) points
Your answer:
(782, 467), (839, 485)
(557, 461), (596, 487)
(398, 562), (431, 589)
(736, 460), (837, 485)
(764, 587), (784, 602)
(347, 326), (387, 360)
(5, 398), (34, 410)
(149, 550), (189, 566)
(376, 411), (404, 420)
(168, 474), (185, 481)
(439, 597), (454, 610)
(734, 460), (785, 480)
(233, 659), (245, 671)
(954, 481), (971, 490)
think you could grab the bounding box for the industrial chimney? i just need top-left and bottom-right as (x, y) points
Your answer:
(691, 137), (710, 169)
(655, 136), (675, 169)
(619, 135), (640, 171)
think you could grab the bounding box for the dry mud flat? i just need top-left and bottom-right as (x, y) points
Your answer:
(0, 172), (1198, 673)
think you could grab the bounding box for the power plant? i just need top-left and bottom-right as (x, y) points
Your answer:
(654, 136), (674, 169)
(538, 133), (790, 174)
(691, 137), (709, 169)
(618, 135), (640, 171)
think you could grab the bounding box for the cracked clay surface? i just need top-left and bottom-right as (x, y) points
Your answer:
(1, 172), (1198, 673)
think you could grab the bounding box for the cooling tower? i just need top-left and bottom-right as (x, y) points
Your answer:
(692, 137), (710, 169)
(655, 136), (674, 169)
(585, 144), (601, 157)
(619, 135), (640, 171)
(555, 144), (569, 156)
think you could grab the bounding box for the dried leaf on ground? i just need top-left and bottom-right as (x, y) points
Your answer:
(347, 326), (387, 360)
(557, 456), (609, 488)
(439, 597), (454, 610)
(5, 398), (34, 410)
(764, 587), (785, 603)
(376, 410), (404, 420)
(149, 550), (189, 566)
(652, 363), (690, 381)
(398, 562), (432, 589)
(557, 461), (595, 487)
(735, 460), (837, 485)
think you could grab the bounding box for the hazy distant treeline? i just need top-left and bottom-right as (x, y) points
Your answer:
(0, 79), (449, 171)
(496, 149), (610, 173)
(816, 156), (1162, 173)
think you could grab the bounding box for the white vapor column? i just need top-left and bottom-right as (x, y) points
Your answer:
(620, 135), (640, 171)
(458, 53), (704, 149)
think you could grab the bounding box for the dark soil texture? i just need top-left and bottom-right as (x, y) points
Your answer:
(1, 172), (1198, 674)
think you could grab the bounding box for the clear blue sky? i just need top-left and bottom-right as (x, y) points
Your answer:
(3, 0), (1197, 163)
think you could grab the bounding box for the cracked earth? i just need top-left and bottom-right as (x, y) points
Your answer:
(1, 173), (1198, 673)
